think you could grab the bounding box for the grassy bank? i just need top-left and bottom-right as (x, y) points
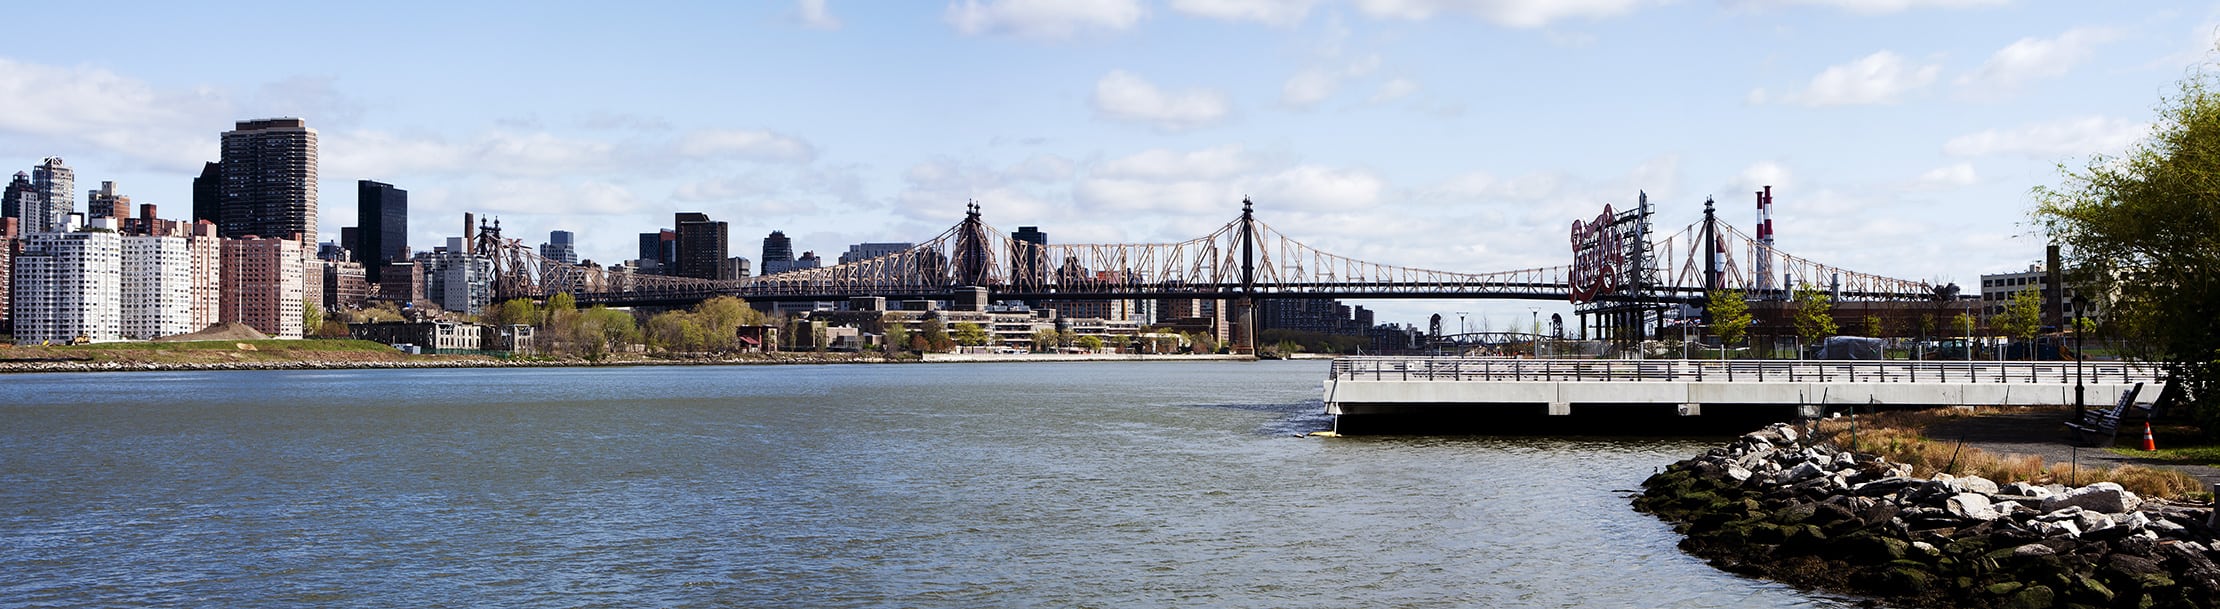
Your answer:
(1811, 408), (2207, 499)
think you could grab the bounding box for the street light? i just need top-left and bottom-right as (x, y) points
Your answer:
(2072, 294), (2087, 421)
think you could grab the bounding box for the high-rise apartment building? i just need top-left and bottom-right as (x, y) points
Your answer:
(839, 242), (913, 265)
(186, 221), (222, 331)
(540, 230), (577, 265)
(356, 179), (405, 282)
(218, 118), (318, 241)
(674, 212), (727, 280)
(2, 172), (33, 225)
(120, 235), (194, 340)
(323, 260), (369, 311)
(0, 217), (17, 334)
(221, 236), (305, 339)
(13, 227), (121, 344)
(416, 237), (492, 315)
(31, 157), (73, 234)
(87, 181), (128, 220)
(760, 230), (795, 275)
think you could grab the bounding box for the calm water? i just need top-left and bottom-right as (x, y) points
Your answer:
(0, 361), (1855, 608)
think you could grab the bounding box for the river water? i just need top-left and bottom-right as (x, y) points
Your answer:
(0, 360), (1857, 608)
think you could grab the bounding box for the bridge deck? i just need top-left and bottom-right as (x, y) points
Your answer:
(1322, 356), (2164, 417)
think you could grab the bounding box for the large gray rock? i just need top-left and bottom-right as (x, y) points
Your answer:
(2038, 482), (2143, 514)
(1946, 493), (2000, 521)
(2001, 482), (2054, 499)
(1784, 461), (1826, 483)
(1953, 475), (1999, 495)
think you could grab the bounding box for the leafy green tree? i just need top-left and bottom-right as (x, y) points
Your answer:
(1076, 335), (1104, 352)
(952, 322), (989, 347)
(1861, 315), (1885, 339)
(488, 298), (539, 328)
(1031, 327), (1061, 352)
(302, 302), (324, 336)
(1791, 284), (1838, 351)
(882, 319), (909, 354)
(1991, 289), (2044, 358)
(919, 317), (953, 352)
(1707, 289), (1752, 357)
(2035, 63), (2220, 433)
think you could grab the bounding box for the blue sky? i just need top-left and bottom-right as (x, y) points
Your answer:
(2, 1), (2211, 329)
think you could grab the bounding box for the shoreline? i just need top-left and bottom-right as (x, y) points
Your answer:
(0, 351), (1270, 374)
(1636, 422), (2220, 608)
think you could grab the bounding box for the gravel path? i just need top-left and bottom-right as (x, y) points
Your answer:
(1922, 407), (2220, 487)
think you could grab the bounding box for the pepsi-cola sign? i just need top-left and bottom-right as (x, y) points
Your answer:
(1568, 204), (1625, 304)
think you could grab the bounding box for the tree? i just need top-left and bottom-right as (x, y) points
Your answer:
(882, 320), (910, 354)
(952, 322), (989, 347)
(488, 298), (539, 328)
(1861, 315), (1885, 339)
(2036, 63), (2220, 434)
(1076, 335), (1104, 352)
(302, 302), (325, 336)
(1791, 284), (1838, 351)
(1707, 289), (1752, 357)
(919, 316), (953, 352)
(1031, 327), (1061, 352)
(1990, 289), (2044, 358)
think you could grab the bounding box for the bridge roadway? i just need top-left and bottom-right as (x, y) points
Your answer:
(1322, 357), (2164, 419)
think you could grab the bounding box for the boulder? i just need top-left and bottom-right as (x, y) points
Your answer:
(2002, 481), (2054, 499)
(1954, 475), (2000, 495)
(1946, 493), (2001, 521)
(2039, 482), (2143, 514)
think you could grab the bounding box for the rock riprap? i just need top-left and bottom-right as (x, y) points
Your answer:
(1635, 422), (2220, 608)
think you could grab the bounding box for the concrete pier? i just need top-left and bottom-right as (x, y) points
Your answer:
(1323, 357), (2163, 419)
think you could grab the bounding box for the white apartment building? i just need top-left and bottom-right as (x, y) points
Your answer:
(120, 235), (194, 340)
(187, 223), (222, 331)
(13, 228), (121, 344)
(416, 237), (492, 315)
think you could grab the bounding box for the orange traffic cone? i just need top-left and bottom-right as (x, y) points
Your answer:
(2143, 421), (2158, 451)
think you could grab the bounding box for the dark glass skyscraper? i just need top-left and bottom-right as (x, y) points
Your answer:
(192, 162), (222, 225)
(674, 212), (727, 281)
(357, 180), (407, 283)
(760, 230), (795, 275)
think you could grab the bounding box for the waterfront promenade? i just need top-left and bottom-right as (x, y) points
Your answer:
(1323, 356), (2165, 418)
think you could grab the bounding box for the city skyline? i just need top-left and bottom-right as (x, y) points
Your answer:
(0, 1), (2211, 328)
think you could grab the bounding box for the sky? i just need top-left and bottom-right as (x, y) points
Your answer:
(2, 0), (2212, 330)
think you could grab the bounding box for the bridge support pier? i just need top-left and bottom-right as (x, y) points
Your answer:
(1230, 297), (1256, 355)
(1548, 402), (1571, 416)
(1678, 403), (1701, 416)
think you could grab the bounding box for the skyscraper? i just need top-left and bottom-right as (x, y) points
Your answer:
(760, 230), (795, 275)
(191, 162), (222, 225)
(31, 157), (74, 233)
(13, 228), (121, 344)
(2, 172), (32, 224)
(356, 180), (406, 282)
(674, 212), (727, 280)
(219, 118), (318, 240)
(1012, 226), (1048, 291)
(86, 181), (127, 220)
(540, 230), (577, 264)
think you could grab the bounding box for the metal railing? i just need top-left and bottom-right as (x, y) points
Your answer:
(1327, 356), (2166, 385)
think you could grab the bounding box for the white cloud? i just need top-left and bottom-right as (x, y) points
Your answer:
(1732, 161), (1793, 194)
(1279, 55), (1381, 109)
(462, 179), (646, 216)
(1170, 0), (1321, 26)
(795, 0), (842, 30)
(676, 129), (819, 163)
(1092, 70), (1231, 131)
(0, 58), (230, 170)
(1943, 116), (2149, 158)
(1913, 163), (1979, 189)
(1352, 0), (1655, 28)
(1773, 51), (1940, 106)
(945, 0), (1144, 38)
(1732, 0), (2008, 14)
(324, 130), (629, 179)
(1095, 145), (1256, 180)
(1371, 78), (1420, 103)
(1956, 27), (2121, 96)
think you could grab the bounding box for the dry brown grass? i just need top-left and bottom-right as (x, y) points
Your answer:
(1810, 409), (2207, 500)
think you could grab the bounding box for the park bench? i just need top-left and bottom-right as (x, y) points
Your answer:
(2064, 381), (2143, 447)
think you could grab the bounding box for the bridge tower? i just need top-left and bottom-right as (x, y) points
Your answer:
(1230, 197), (1258, 355)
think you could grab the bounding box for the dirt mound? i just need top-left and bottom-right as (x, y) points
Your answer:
(153, 322), (273, 342)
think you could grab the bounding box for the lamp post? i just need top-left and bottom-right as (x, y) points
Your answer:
(2072, 295), (2087, 421)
